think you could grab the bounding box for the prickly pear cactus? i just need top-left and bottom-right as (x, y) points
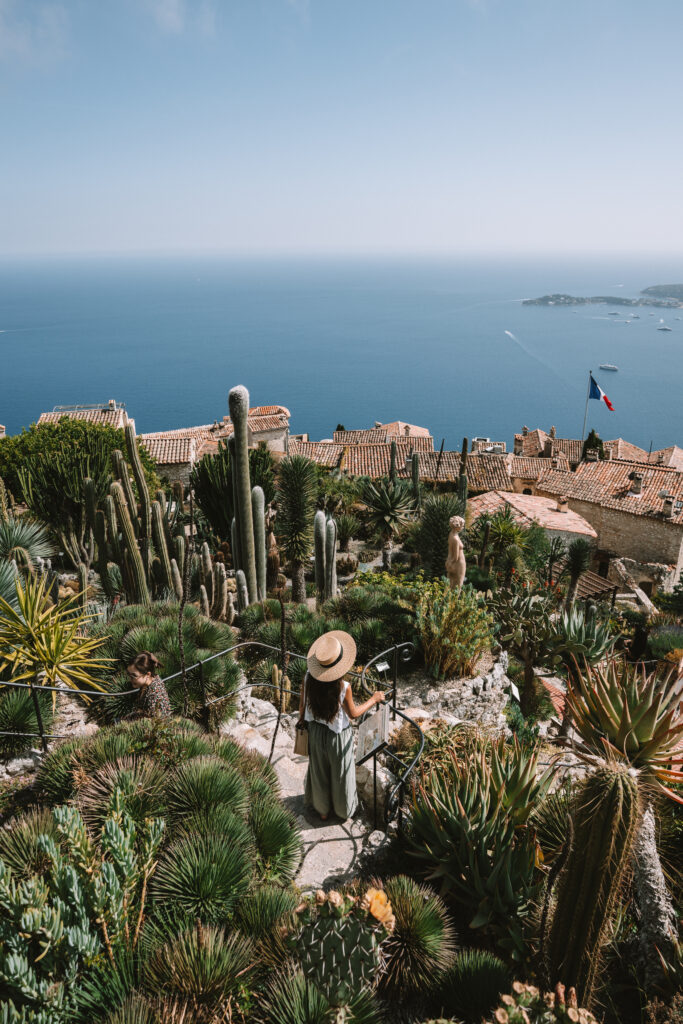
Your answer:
(292, 887), (394, 1009)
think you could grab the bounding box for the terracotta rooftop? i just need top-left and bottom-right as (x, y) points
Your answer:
(380, 420), (432, 439)
(649, 445), (683, 471)
(604, 438), (650, 462)
(288, 440), (344, 468)
(536, 460), (683, 525)
(141, 435), (197, 465)
(333, 427), (434, 450)
(404, 452), (512, 492)
(509, 454), (570, 480)
(341, 442), (418, 477)
(468, 490), (597, 537)
(38, 405), (131, 429)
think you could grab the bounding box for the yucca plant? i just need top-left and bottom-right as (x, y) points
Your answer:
(144, 922), (254, 1021)
(336, 513), (361, 553)
(0, 686), (54, 758)
(439, 948), (510, 1023)
(406, 739), (554, 960)
(0, 559), (19, 612)
(378, 875), (456, 998)
(104, 993), (157, 1024)
(561, 537), (593, 607)
(530, 780), (574, 864)
(359, 477), (415, 559)
(277, 455), (318, 603)
(150, 831), (252, 924)
(0, 515), (56, 570)
(179, 805), (254, 855)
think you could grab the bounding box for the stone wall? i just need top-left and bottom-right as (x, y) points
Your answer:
(534, 491), (683, 588)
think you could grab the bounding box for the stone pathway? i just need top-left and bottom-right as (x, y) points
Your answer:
(221, 695), (389, 891)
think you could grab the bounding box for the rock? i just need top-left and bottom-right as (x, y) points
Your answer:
(424, 688), (439, 705)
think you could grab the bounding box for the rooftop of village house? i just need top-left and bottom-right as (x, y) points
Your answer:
(468, 489), (598, 537)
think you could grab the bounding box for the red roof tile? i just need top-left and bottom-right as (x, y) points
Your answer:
(288, 440), (343, 467)
(509, 455), (570, 480)
(536, 460), (683, 525)
(142, 435), (197, 465)
(468, 491), (597, 537)
(38, 407), (130, 429)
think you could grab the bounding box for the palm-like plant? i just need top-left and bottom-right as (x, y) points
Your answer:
(0, 516), (56, 570)
(276, 456), (318, 603)
(0, 575), (109, 750)
(562, 537), (593, 607)
(359, 478), (415, 559)
(0, 560), (19, 612)
(335, 513), (361, 553)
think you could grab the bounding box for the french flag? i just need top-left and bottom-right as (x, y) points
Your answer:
(589, 373), (614, 412)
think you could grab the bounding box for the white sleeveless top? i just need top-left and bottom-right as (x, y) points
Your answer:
(305, 680), (350, 734)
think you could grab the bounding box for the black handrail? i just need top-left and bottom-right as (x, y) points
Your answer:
(0, 638), (423, 832)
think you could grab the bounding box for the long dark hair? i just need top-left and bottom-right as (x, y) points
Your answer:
(128, 651), (161, 675)
(305, 671), (345, 723)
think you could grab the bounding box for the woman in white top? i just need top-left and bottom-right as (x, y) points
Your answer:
(298, 631), (384, 821)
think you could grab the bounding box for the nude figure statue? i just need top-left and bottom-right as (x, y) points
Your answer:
(445, 515), (466, 589)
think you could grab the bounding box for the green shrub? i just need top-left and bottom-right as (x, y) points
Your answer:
(379, 875), (456, 997)
(0, 806), (58, 879)
(150, 831), (252, 924)
(416, 581), (494, 679)
(0, 688), (54, 759)
(649, 625), (683, 661)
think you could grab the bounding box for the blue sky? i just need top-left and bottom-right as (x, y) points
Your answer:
(3, 0), (683, 255)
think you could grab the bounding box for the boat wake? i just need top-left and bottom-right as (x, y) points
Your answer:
(504, 330), (566, 384)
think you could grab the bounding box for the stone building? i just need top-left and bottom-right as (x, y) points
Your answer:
(512, 425), (649, 468)
(536, 460), (683, 593)
(37, 400), (134, 431)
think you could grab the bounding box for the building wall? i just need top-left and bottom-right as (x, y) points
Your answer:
(535, 490), (683, 582)
(157, 461), (193, 487)
(252, 427), (288, 453)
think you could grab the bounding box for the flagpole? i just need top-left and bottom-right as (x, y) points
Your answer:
(581, 370), (592, 443)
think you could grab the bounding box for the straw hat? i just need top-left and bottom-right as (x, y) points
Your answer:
(306, 631), (357, 683)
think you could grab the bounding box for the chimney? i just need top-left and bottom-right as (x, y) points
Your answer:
(630, 472), (644, 495)
(404, 455), (412, 472)
(544, 438), (554, 458)
(663, 496), (675, 519)
(404, 424), (410, 437)
(586, 448), (599, 462)
(549, 425), (556, 438)
(374, 421), (382, 428)
(522, 425), (529, 436)
(108, 399), (116, 409)
(556, 496), (569, 513)
(551, 457), (559, 469)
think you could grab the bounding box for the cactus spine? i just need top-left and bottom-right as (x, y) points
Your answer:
(110, 481), (150, 605)
(325, 517), (337, 600)
(229, 386), (258, 603)
(251, 485), (266, 600)
(547, 763), (640, 1006)
(298, 911), (382, 1007)
(314, 509), (327, 601)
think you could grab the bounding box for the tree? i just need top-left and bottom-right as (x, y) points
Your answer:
(277, 455), (318, 603)
(359, 478), (415, 562)
(581, 428), (605, 461)
(562, 537), (593, 607)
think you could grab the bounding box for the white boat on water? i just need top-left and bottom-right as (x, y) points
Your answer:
(599, 364), (619, 371)
(658, 325), (673, 331)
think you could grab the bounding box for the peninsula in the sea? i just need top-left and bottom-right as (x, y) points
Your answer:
(523, 284), (683, 308)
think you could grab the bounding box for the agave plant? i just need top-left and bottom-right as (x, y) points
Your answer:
(550, 606), (617, 677)
(150, 831), (252, 924)
(249, 797), (302, 883)
(336, 513), (361, 553)
(144, 922), (254, 1021)
(76, 756), (168, 831)
(359, 477), (415, 555)
(0, 805), (59, 879)
(406, 739), (554, 960)
(439, 948), (510, 1023)
(0, 687), (54, 758)
(378, 875), (456, 997)
(166, 756), (249, 821)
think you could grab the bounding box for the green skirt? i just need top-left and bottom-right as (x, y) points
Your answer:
(304, 721), (358, 821)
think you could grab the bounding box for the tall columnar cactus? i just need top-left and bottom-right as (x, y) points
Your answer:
(228, 439), (242, 572)
(458, 437), (469, 503)
(235, 569), (249, 612)
(0, 476), (9, 523)
(547, 763), (640, 1006)
(325, 517), (337, 600)
(390, 440), (398, 484)
(211, 562), (228, 620)
(199, 584), (211, 617)
(314, 509), (327, 600)
(252, 485), (266, 599)
(78, 562), (88, 613)
(151, 501), (174, 593)
(110, 481), (150, 606)
(171, 558), (183, 600)
(125, 424), (152, 568)
(226, 591), (236, 626)
(113, 450), (139, 533)
(412, 452), (421, 509)
(229, 387), (258, 603)
(201, 541), (214, 604)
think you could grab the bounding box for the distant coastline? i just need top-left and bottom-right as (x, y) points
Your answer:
(523, 283), (683, 308)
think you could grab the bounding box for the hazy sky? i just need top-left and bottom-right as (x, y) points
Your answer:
(3, 0), (683, 256)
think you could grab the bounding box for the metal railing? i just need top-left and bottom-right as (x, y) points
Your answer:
(0, 640), (424, 833)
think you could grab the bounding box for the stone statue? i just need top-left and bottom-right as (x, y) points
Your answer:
(445, 515), (466, 589)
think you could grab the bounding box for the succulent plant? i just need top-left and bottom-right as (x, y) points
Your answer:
(547, 762), (640, 1005)
(379, 875), (456, 997)
(166, 755), (249, 821)
(260, 967), (384, 1024)
(314, 509), (326, 600)
(150, 831), (252, 924)
(487, 981), (598, 1024)
(229, 385), (258, 604)
(439, 948), (510, 1023)
(415, 493), (465, 579)
(0, 805), (59, 879)
(252, 484), (267, 599)
(249, 796), (302, 883)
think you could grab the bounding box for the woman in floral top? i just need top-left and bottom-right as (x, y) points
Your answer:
(126, 651), (172, 718)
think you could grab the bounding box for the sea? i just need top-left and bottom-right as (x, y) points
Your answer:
(1, 253), (682, 451)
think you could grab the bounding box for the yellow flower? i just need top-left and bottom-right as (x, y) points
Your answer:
(368, 891), (394, 926)
(327, 890), (343, 909)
